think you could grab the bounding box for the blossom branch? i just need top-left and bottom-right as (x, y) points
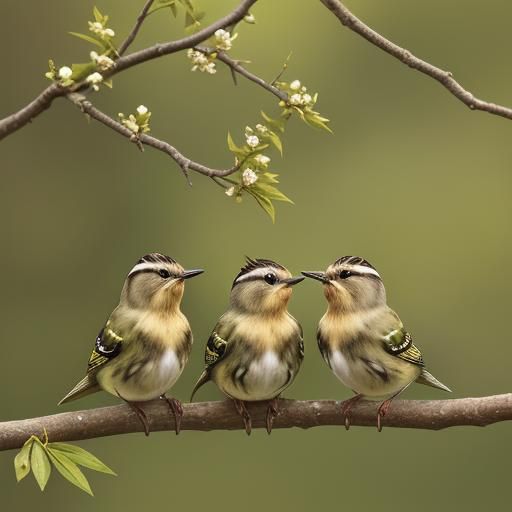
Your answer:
(67, 93), (239, 179)
(118, 0), (155, 56)
(320, 0), (512, 120)
(1, 394), (512, 451)
(0, 0), (258, 141)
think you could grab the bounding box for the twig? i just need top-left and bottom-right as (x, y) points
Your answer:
(0, 0), (258, 141)
(320, 0), (512, 120)
(1, 394), (512, 451)
(67, 93), (239, 178)
(118, 0), (156, 56)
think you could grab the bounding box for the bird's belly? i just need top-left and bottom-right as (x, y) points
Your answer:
(221, 351), (291, 401)
(330, 350), (419, 399)
(98, 349), (183, 402)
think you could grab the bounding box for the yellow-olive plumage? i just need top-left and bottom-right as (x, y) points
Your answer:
(191, 258), (304, 434)
(59, 253), (203, 434)
(302, 256), (451, 430)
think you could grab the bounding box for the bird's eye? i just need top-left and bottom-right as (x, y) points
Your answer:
(339, 270), (352, 279)
(264, 273), (278, 285)
(158, 269), (171, 279)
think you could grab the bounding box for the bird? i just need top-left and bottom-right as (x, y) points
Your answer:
(58, 253), (203, 435)
(190, 257), (304, 434)
(302, 255), (451, 431)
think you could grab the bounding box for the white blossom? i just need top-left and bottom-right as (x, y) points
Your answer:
(290, 80), (301, 91)
(254, 154), (270, 166)
(225, 186), (235, 197)
(255, 124), (268, 135)
(246, 134), (259, 148)
(104, 28), (115, 38)
(187, 49), (216, 74)
(58, 66), (73, 80)
(136, 105), (148, 116)
(242, 168), (258, 186)
(86, 72), (103, 91)
(302, 93), (313, 105)
(90, 51), (115, 71)
(88, 21), (115, 40)
(244, 13), (256, 23)
(214, 29), (235, 51)
(289, 93), (302, 105)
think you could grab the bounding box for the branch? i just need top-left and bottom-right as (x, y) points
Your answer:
(67, 93), (239, 179)
(320, 0), (512, 120)
(118, 0), (155, 56)
(1, 394), (511, 451)
(0, 0), (258, 141)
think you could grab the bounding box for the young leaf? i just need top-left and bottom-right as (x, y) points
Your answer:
(31, 441), (51, 491)
(247, 189), (276, 222)
(49, 443), (117, 476)
(47, 450), (93, 496)
(68, 32), (104, 49)
(71, 62), (96, 81)
(14, 439), (33, 482)
(227, 132), (249, 158)
(93, 6), (103, 23)
(261, 111), (285, 133)
(254, 183), (294, 204)
(268, 131), (283, 156)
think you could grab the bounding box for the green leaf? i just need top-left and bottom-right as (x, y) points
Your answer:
(268, 131), (283, 156)
(303, 110), (332, 133)
(227, 132), (248, 158)
(254, 183), (293, 204)
(247, 189), (276, 222)
(14, 439), (33, 482)
(49, 443), (116, 476)
(169, 2), (178, 17)
(68, 32), (104, 49)
(31, 441), (51, 491)
(47, 450), (93, 496)
(261, 111), (285, 133)
(93, 6), (103, 22)
(71, 62), (96, 81)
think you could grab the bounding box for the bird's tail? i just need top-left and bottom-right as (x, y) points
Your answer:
(417, 369), (452, 393)
(190, 369), (210, 402)
(58, 374), (100, 405)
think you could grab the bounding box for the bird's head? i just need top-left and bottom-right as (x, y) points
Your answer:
(230, 257), (304, 315)
(121, 253), (203, 313)
(302, 256), (385, 312)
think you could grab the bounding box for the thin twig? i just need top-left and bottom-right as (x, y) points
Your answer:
(1, 394), (512, 451)
(118, 0), (156, 56)
(67, 93), (239, 178)
(0, 0), (258, 141)
(320, 0), (512, 120)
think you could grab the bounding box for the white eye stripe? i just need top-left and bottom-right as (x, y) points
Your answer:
(128, 262), (162, 277)
(234, 267), (273, 284)
(349, 265), (381, 278)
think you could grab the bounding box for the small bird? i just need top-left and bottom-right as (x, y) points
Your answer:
(302, 256), (451, 431)
(59, 253), (203, 435)
(190, 258), (304, 434)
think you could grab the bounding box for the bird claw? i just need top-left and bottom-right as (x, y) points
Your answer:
(266, 398), (279, 435)
(161, 395), (183, 435)
(377, 399), (393, 432)
(128, 402), (150, 436)
(340, 394), (362, 430)
(233, 399), (252, 435)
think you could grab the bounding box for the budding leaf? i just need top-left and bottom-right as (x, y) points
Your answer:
(47, 449), (93, 496)
(254, 183), (293, 204)
(261, 111), (285, 133)
(68, 32), (104, 49)
(14, 439), (33, 482)
(267, 131), (283, 156)
(49, 443), (116, 476)
(31, 441), (51, 491)
(247, 189), (276, 223)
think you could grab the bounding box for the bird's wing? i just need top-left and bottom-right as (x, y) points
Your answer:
(86, 323), (124, 374)
(190, 328), (231, 401)
(381, 326), (425, 367)
(317, 329), (331, 368)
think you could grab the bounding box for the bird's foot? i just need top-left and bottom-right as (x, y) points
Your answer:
(377, 398), (394, 432)
(340, 394), (363, 430)
(233, 399), (252, 435)
(128, 402), (150, 436)
(266, 398), (280, 435)
(161, 395), (183, 435)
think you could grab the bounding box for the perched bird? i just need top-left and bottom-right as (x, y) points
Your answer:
(59, 253), (203, 435)
(190, 258), (304, 434)
(302, 256), (451, 431)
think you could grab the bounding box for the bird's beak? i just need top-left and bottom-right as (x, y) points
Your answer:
(301, 271), (329, 283)
(282, 276), (305, 286)
(181, 269), (204, 280)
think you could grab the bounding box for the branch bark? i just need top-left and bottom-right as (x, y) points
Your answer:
(67, 93), (239, 179)
(320, 0), (512, 120)
(1, 394), (511, 451)
(118, 0), (155, 56)
(0, 0), (257, 141)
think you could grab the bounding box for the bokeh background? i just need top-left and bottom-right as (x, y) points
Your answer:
(1, 0), (511, 510)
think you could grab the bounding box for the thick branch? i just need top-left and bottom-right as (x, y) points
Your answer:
(118, 0), (155, 56)
(67, 93), (239, 178)
(320, 0), (512, 120)
(0, 0), (257, 141)
(1, 394), (511, 451)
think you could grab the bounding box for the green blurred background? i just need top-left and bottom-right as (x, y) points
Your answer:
(1, 0), (511, 509)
